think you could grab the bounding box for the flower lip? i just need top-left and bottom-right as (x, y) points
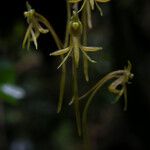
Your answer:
(72, 22), (80, 30)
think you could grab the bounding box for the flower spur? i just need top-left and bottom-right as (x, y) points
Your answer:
(50, 11), (102, 69)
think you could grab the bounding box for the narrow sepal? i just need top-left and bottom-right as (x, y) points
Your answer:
(50, 47), (70, 56)
(82, 50), (97, 63)
(82, 46), (102, 52)
(57, 48), (72, 69)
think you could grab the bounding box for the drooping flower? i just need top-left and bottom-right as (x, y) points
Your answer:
(22, 2), (49, 50)
(108, 61), (134, 110)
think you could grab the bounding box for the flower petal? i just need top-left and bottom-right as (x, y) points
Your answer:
(57, 48), (72, 69)
(81, 50), (97, 63)
(30, 28), (38, 50)
(108, 76), (124, 94)
(50, 47), (70, 56)
(90, 0), (95, 10)
(81, 46), (102, 52)
(22, 23), (33, 49)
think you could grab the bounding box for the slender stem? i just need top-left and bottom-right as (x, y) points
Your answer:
(57, 0), (71, 113)
(80, 70), (125, 100)
(78, 0), (88, 13)
(72, 55), (82, 136)
(81, 7), (91, 149)
(82, 74), (107, 150)
(82, 6), (87, 50)
(57, 57), (66, 113)
(64, 0), (71, 47)
(82, 70), (126, 150)
(87, 2), (92, 28)
(38, 14), (65, 113)
(36, 12), (63, 49)
(82, 5), (89, 82)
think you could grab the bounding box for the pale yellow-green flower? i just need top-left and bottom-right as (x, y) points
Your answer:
(50, 44), (101, 69)
(108, 61), (134, 110)
(22, 2), (49, 50)
(80, 61), (133, 110)
(50, 11), (102, 69)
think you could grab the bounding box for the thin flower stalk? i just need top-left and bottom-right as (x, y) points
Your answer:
(81, 61), (133, 150)
(82, 4), (89, 81)
(72, 57), (82, 136)
(57, 0), (71, 113)
(23, 2), (63, 50)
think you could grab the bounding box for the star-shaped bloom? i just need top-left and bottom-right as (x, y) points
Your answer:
(50, 11), (102, 69)
(50, 44), (102, 69)
(22, 2), (49, 50)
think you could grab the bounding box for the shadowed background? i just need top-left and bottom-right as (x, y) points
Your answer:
(0, 0), (150, 150)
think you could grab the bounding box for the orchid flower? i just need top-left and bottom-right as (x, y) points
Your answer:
(108, 61), (134, 110)
(22, 2), (49, 50)
(50, 11), (102, 69)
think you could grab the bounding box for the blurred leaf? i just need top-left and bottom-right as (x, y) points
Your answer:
(0, 84), (25, 104)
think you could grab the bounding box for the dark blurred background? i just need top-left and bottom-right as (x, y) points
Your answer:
(0, 0), (150, 150)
